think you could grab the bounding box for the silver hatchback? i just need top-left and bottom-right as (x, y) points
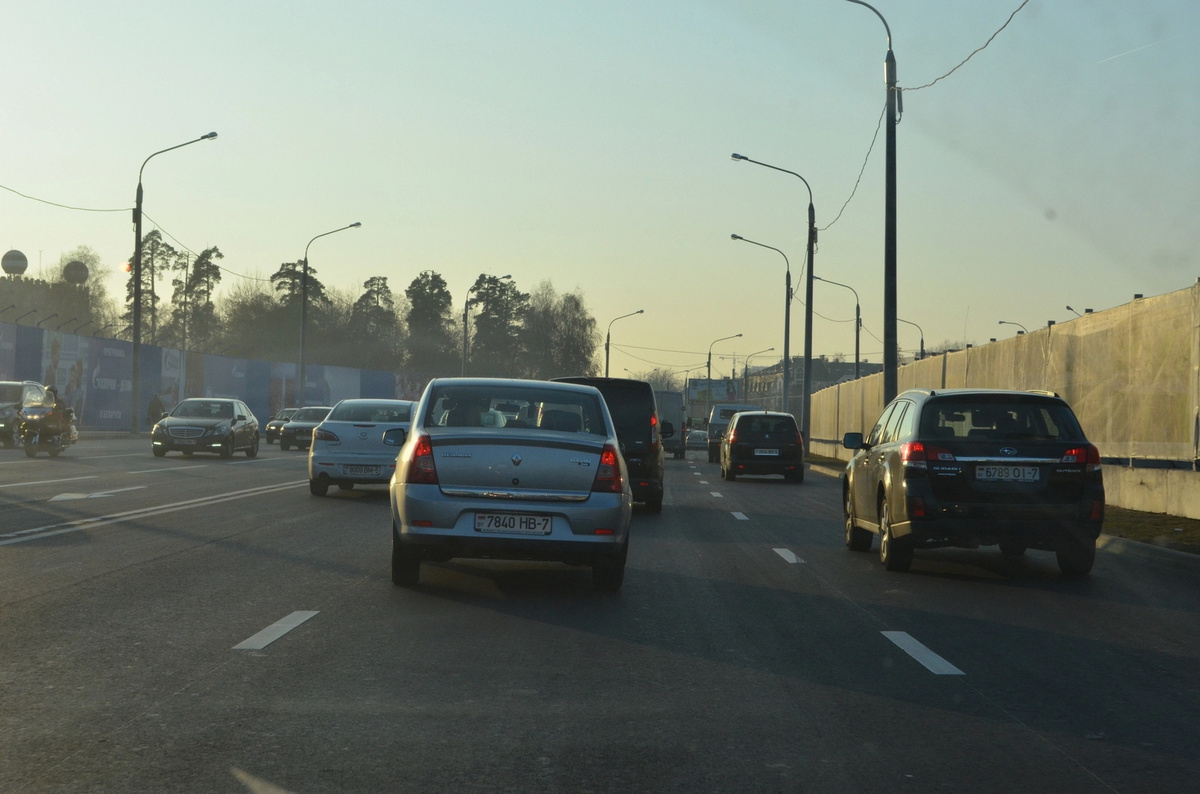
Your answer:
(389, 378), (633, 591)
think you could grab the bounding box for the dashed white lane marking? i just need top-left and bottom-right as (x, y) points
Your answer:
(699, 480), (709, 484)
(731, 511), (749, 520)
(232, 611), (319, 650)
(127, 465), (206, 475)
(0, 475), (97, 490)
(693, 472), (702, 476)
(77, 453), (146, 460)
(710, 492), (724, 498)
(773, 547), (804, 563)
(882, 631), (965, 675)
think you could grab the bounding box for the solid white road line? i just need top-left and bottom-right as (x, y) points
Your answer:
(77, 453), (147, 460)
(881, 631), (965, 675)
(127, 465), (206, 475)
(731, 511), (749, 520)
(0, 480), (306, 545)
(0, 475), (97, 490)
(773, 547), (803, 563)
(232, 611), (319, 650)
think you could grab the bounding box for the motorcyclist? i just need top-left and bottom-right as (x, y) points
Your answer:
(45, 386), (78, 442)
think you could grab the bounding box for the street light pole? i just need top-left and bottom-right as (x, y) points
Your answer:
(707, 332), (742, 422)
(998, 320), (1028, 335)
(299, 222), (362, 406)
(730, 154), (816, 448)
(814, 275), (861, 379)
(132, 131), (217, 433)
(604, 309), (644, 377)
(844, 0), (899, 402)
(743, 347), (775, 397)
(730, 234), (792, 413)
(462, 274), (511, 376)
(898, 317), (924, 361)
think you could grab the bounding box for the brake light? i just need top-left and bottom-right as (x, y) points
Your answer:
(404, 433), (439, 484)
(900, 441), (956, 470)
(591, 444), (624, 493)
(1062, 444), (1102, 472)
(796, 431), (804, 447)
(314, 428), (339, 442)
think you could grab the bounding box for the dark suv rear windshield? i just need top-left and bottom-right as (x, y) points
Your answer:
(733, 414), (798, 439)
(920, 398), (1085, 442)
(554, 379), (655, 438)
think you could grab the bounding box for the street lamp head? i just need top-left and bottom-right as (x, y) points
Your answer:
(201, 132), (218, 140)
(635, 309), (644, 315)
(731, 153), (747, 161)
(730, 234), (743, 240)
(349, 221), (361, 228)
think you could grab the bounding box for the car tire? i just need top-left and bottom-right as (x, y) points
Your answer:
(708, 448), (716, 464)
(182, 450), (193, 457)
(266, 437), (274, 445)
(725, 466), (736, 482)
(998, 539), (1027, 557)
(309, 477), (329, 497)
(152, 447), (167, 458)
(246, 436), (259, 458)
(280, 439), (290, 451)
(592, 542), (628, 592)
(48, 447), (62, 458)
(391, 526), (421, 587)
(645, 494), (663, 513)
(24, 444), (36, 458)
(788, 467), (805, 484)
(338, 483), (354, 491)
(845, 489), (873, 551)
(1056, 537), (1096, 576)
(219, 439), (233, 459)
(879, 498), (913, 572)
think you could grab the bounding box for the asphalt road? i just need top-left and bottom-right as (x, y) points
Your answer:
(2, 437), (1198, 793)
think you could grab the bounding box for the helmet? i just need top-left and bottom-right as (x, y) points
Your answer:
(46, 385), (58, 397)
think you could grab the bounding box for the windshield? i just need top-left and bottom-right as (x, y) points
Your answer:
(425, 384), (605, 435)
(171, 400), (233, 419)
(328, 402), (412, 423)
(0, 384), (22, 403)
(291, 407), (331, 422)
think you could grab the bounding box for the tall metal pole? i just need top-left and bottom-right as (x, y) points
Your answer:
(131, 132), (217, 433)
(706, 333), (742, 422)
(299, 222), (361, 406)
(604, 309), (644, 377)
(730, 235), (790, 413)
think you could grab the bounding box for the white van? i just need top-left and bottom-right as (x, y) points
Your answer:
(654, 389), (686, 460)
(706, 403), (759, 462)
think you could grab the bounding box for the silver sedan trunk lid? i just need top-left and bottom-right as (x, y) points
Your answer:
(428, 429), (604, 501)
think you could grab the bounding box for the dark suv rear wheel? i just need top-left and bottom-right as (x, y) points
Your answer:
(1055, 536), (1095, 575)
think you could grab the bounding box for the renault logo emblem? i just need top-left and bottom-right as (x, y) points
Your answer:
(511, 453), (523, 466)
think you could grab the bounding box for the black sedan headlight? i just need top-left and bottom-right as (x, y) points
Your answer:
(206, 423), (231, 438)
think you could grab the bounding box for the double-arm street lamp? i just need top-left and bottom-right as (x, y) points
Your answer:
(131, 131), (218, 432)
(998, 320), (1028, 335)
(844, 0), (900, 402)
(299, 222), (362, 406)
(731, 153), (816, 448)
(706, 332), (742, 421)
(814, 275), (861, 379)
(898, 317), (924, 361)
(604, 309), (644, 377)
(730, 234), (793, 413)
(463, 275), (512, 376)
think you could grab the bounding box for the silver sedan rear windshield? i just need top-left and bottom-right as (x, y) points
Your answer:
(426, 385), (606, 435)
(329, 402), (411, 422)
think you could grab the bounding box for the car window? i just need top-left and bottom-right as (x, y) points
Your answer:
(867, 403), (896, 446)
(882, 401), (910, 443)
(895, 400), (918, 441)
(0, 384), (21, 403)
(329, 402), (413, 423)
(920, 399), (1084, 442)
(426, 384), (605, 435)
(292, 407), (330, 422)
(173, 400), (233, 419)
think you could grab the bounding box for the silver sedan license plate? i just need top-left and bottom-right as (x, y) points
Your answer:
(475, 513), (552, 535)
(976, 465), (1039, 482)
(343, 464), (380, 476)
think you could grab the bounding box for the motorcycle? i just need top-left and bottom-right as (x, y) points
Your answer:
(20, 405), (77, 458)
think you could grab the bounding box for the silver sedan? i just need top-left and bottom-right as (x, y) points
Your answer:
(389, 378), (633, 591)
(308, 399), (415, 496)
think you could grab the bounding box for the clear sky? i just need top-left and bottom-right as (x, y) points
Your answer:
(3, 1), (1195, 379)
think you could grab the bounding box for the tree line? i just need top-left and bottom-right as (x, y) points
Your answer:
(4, 236), (601, 380)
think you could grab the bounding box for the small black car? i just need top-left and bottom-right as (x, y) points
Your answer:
(842, 388), (1104, 574)
(719, 410), (804, 483)
(151, 398), (259, 458)
(554, 377), (670, 512)
(279, 406), (332, 451)
(264, 407), (298, 444)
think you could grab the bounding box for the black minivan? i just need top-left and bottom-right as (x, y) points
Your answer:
(554, 377), (671, 512)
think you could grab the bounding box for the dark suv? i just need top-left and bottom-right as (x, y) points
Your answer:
(841, 389), (1104, 574)
(554, 377), (670, 512)
(720, 410), (804, 483)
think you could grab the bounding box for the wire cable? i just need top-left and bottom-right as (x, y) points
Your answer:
(904, 0), (1030, 92)
(0, 181), (128, 212)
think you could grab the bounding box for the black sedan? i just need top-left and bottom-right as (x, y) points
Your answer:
(151, 398), (259, 458)
(264, 407), (298, 444)
(279, 406), (332, 451)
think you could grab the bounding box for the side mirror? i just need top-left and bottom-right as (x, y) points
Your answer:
(660, 421), (674, 439)
(842, 432), (865, 450)
(383, 427), (408, 447)
(160, 411), (169, 420)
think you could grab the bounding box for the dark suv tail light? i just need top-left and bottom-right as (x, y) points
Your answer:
(592, 444), (623, 493)
(403, 433), (439, 484)
(1062, 444), (1102, 473)
(900, 441), (956, 471)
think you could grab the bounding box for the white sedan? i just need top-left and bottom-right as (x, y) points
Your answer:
(308, 399), (415, 496)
